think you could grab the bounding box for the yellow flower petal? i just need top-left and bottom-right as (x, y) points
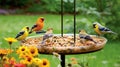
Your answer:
(4, 37), (17, 44)
(17, 45), (28, 55)
(33, 58), (42, 66)
(0, 49), (11, 56)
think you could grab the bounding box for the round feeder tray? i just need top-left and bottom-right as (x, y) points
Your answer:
(21, 34), (107, 54)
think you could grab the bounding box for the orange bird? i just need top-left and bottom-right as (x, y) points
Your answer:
(29, 17), (44, 34)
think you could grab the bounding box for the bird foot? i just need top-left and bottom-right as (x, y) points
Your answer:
(36, 30), (46, 34)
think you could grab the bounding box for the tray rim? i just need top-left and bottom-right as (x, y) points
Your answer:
(22, 34), (107, 54)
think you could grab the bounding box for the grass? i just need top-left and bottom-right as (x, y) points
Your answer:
(0, 14), (120, 67)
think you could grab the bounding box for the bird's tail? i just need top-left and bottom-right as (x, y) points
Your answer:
(111, 31), (117, 35)
(92, 40), (97, 44)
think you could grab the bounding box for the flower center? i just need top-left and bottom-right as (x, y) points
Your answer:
(43, 61), (47, 65)
(27, 57), (31, 62)
(31, 50), (35, 54)
(21, 48), (25, 51)
(9, 41), (12, 45)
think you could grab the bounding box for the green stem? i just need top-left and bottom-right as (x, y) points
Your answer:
(1, 56), (4, 67)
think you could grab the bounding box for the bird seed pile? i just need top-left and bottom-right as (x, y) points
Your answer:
(22, 35), (105, 47)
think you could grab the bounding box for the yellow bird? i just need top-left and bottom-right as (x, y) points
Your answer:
(15, 26), (29, 41)
(93, 22), (116, 36)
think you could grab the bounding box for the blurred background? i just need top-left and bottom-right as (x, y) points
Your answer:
(0, 0), (120, 67)
(0, 0), (120, 40)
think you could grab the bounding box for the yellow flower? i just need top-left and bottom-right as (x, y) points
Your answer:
(28, 46), (38, 57)
(7, 49), (13, 54)
(3, 56), (9, 63)
(70, 57), (77, 61)
(17, 45), (28, 54)
(20, 60), (27, 64)
(41, 59), (50, 67)
(24, 55), (33, 65)
(0, 49), (10, 57)
(19, 52), (28, 59)
(4, 37), (17, 45)
(10, 57), (16, 62)
(33, 58), (42, 66)
(72, 61), (78, 64)
(70, 57), (78, 64)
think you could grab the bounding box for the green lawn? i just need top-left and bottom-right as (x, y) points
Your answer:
(0, 14), (120, 67)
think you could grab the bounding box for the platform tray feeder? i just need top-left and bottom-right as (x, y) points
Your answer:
(21, 34), (107, 54)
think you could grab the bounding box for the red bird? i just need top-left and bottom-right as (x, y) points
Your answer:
(29, 17), (44, 34)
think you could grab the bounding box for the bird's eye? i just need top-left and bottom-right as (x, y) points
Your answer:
(26, 27), (29, 30)
(79, 30), (81, 32)
(93, 24), (96, 28)
(41, 18), (44, 21)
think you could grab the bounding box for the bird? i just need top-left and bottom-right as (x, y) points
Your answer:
(29, 17), (45, 34)
(79, 30), (96, 43)
(41, 28), (53, 45)
(15, 26), (29, 41)
(93, 22), (116, 36)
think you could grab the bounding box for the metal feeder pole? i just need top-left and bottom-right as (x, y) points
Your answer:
(60, 0), (76, 67)
(61, 0), (63, 37)
(61, 0), (65, 67)
(74, 0), (76, 44)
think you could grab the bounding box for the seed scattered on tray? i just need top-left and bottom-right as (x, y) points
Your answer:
(22, 35), (105, 47)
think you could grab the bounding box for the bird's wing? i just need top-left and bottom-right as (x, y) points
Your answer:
(85, 35), (93, 40)
(99, 26), (111, 32)
(99, 26), (105, 31)
(31, 24), (37, 30)
(79, 34), (85, 38)
(15, 31), (25, 38)
(43, 33), (53, 41)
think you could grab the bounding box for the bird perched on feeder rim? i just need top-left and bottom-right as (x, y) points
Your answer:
(15, 26), (29, 41)
(41, 28), (53, 45)
(29, 17), (45, 34)
(93, 22), (116, 36)
(79, 30), (96, 44)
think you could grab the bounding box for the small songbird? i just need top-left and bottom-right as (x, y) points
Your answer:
(93, 22), (116, 36)
(15, 26), (29, 41)
(41, 28), (53, 44)
(79, 30), (96, 43)
(29, 17), (44, 34)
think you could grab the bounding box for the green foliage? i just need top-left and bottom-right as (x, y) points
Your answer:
(65, 0), (120, 40)
(65, 18), (94, 34)
(0, 0), (34, 8)
(26, 4), (44, 13)
(40, 0), (61, 13)
(63, 0), (74, 13)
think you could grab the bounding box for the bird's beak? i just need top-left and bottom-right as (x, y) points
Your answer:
(41, 18), (44, 22)
(93, 24), (96, 28)
(79, 30), (81, 33)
